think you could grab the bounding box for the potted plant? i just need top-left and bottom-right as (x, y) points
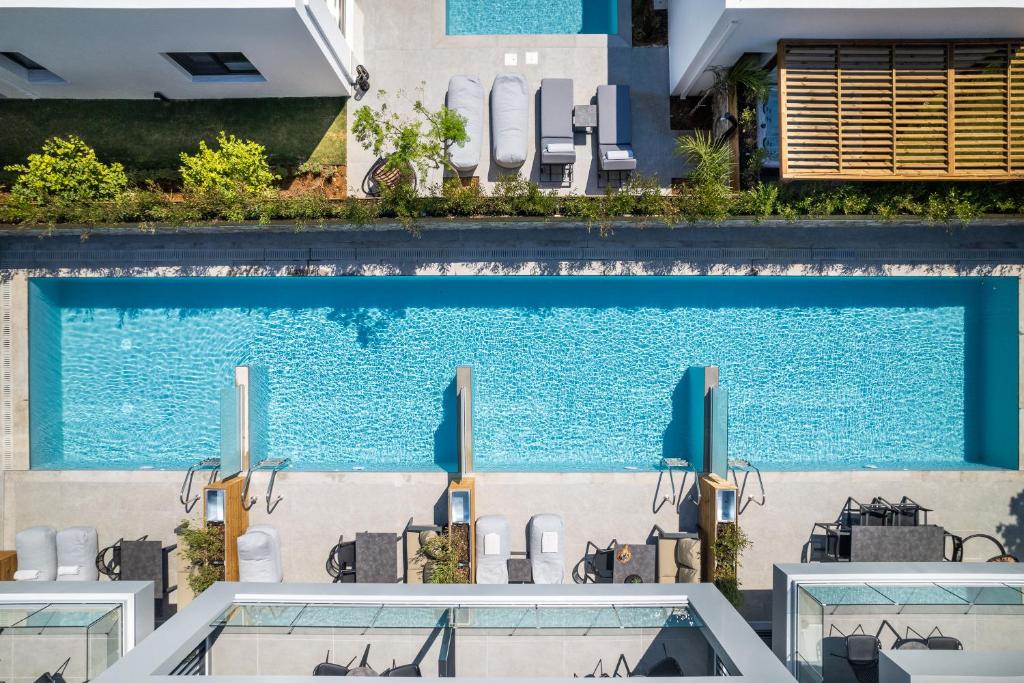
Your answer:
(351, 89), (468, 194)
(176, 520), (225, 598)
(712, 521), (751, 608)
(417, 525), (470, 584)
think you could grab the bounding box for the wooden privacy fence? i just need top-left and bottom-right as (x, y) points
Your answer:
(778, 39), (1024, 180)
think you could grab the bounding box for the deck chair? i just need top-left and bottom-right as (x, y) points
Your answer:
(597, 85), (636, 185)
(475, 515), (510, 584)
(491, 73), (529, 168)
(56, 527), (99, 581)
(528, 513), (564, 584)
(15, 526), (57, 581)
(238, 525), (282, 582)
(540, 78), (576, 183)
(447, 75), (484, 175)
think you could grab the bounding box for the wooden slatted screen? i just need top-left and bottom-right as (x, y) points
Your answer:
(779, 39), (1024, 180)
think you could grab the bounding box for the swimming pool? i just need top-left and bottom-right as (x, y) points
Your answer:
(446, 0), (618, 35)
(29, 276), (1018, 471)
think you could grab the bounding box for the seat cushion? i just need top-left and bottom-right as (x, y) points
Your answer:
(656, 538), (677, 583)
(56, 527), (99, 582)
(15, 526), (57, 581)
(491, 73), (529, 168)
(237, 528), (282, 583)
(447, 75), (484, 173)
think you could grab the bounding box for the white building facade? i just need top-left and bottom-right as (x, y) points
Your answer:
(0, 0), (357, 99)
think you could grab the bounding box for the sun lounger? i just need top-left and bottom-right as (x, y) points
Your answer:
(447, 75), (484, 175)
(491, 73), (529, 168)
(528, 514), (564, 584)
(56, 527), (99, 581)
(597, 85), (637, 178)
(238, 525), (282, 582)
(540, 78), (576, 181)
(15, 526), (57, 581)
(475, 515), (510, 584)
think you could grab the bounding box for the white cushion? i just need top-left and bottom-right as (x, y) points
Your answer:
(541, 531), (559, 554)
(546, 142), (574, 154)
(16, 526), (57, 581)
(605, 149), (634, 160)
(237, 528), (283, 583)
(13, 569), (40, 581)
(56, 527), (99, 581)
(484, 532), (501, 556)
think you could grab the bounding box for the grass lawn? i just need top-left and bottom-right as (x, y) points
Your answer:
(0, 98), (346, 185)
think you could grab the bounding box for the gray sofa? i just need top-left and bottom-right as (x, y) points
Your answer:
(447, 75), (484, 175)
(540, 78), (576, 171)
(597, 84), (637, 174)
(491, 73), (529, 168)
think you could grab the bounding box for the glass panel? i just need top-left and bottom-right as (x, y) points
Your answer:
(211, 603), (699, 632)
(219, 383), (241, 478)
(868, 585), (970, 607)
(937, 584), (1024, 606)
(87, 605), (122, 680)
(795, 587), (824, 683)
(801, 585), (895, 607)
(15, 603), (122, 629)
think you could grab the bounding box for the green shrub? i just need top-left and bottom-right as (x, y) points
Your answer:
(490, 174), (557, 216)
(176, 519), (225, 596)
(674, 131), (735, 221)
(418, 527), (469, 584)
(713, 522), (751, 609)
(179, 132), (279, 206)
(4, 135), (128, 204)
(736, 182), (778, 220)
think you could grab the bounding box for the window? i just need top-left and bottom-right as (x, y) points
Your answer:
(167, 52), (261, 78)
(0, 52), (64, 83)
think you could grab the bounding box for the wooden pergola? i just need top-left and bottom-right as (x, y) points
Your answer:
(778, 39), (1024, 180)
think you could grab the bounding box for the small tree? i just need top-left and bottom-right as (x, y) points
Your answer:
(4, 135), (128, 204)
(179, 132), (279, 201)
(351, 89), (467, 182)
(176, 520), (225, 595)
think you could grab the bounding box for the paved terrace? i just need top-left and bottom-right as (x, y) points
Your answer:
(347, 0), (679, 196)
(2, 220), (1024, 623)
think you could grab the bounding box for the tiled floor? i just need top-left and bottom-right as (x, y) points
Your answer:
(348, 0), (684, 196)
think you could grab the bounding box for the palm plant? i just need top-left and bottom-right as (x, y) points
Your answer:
(675, 131), (732, 187)
(694, 55), (772, 110)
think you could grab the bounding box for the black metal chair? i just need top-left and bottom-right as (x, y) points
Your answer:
(828, 625), (880, 683)
(313, 650), (355, 677)
(382, 664), (422, 677)
(945, 532), (1019, 562)
(572, 540), (617, 584)
(613, 649), (684, 678)
(326, 536), (357, 583)
(876, 496), (931, 526)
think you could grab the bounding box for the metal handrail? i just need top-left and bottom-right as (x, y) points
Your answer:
(179, 458), (221, 512)
(241, 458), (291, 513)
(728, 458), (766, 514)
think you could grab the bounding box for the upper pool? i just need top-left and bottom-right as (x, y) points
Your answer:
(29, 276), (1018, 472)
(446, 0), (618, 35)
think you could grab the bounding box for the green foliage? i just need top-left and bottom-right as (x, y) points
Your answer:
(351, 89), (468, 181)
(736, 182), (779, 221)
(713, 522), (751, 609)
(489, 174), (558, 216)
(702, 55), (773, 108)
(179, 132), (279, 216)
(675, 131), (735, 221)
(4, 135), (128, 204)
(176, 519), (225, 596)
(418, 528), (469, 584)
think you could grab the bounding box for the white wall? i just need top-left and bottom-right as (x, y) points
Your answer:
(0, 0), (354, 99)
(668, 0), (1024, 95)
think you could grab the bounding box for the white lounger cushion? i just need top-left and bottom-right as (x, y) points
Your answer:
(13, 570), (40, 581)
(605, 149), (634, 160)
(56, 527), (99, 581)
(528, 514), (564, 585)
(447, 75), (485, 174)
(238, 525), (282, 583)
(491, 73), (529, 168)
(546, 142), (574, 154)
(475, 515), (510, 584)
(15, 526), (57, 581)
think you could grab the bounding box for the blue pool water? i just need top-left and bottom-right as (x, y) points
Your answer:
(29, 276), (1018, 472)
(446, 0), (618, 35)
